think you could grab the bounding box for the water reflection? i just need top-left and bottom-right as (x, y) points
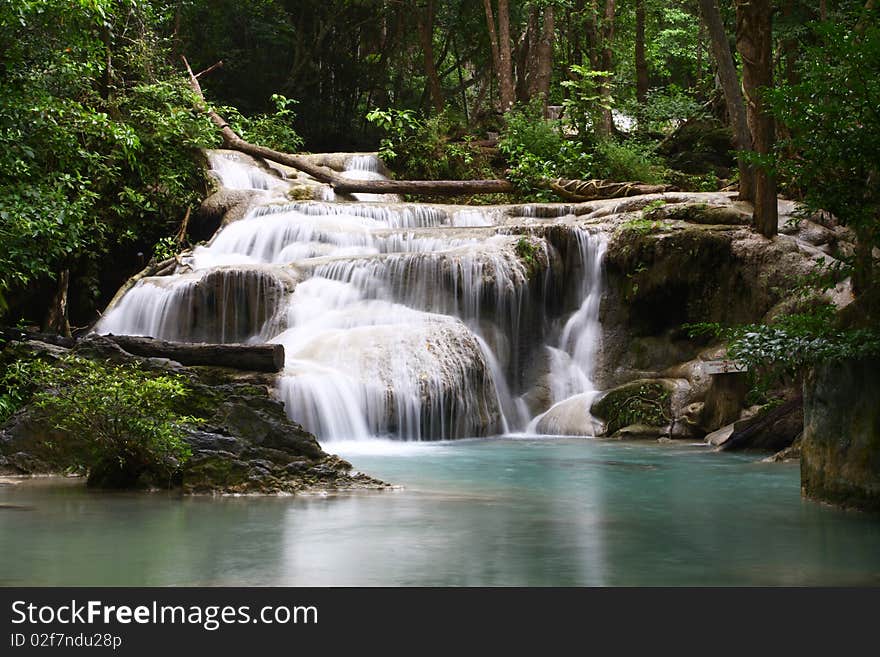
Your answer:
(1, 439), (879, 586)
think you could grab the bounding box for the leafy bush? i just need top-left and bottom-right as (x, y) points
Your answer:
(366, 108), (487, 180)
(1, 356), (198, 488)
(560, 64), (614, 140)
(592, 139), (667, 184)
(221, 94), (304, 153)
(499, 100), (592, 198)
(0, 1), (218, 321)
(622, 85), (708, 135)
(687, 307), (880, 399)
(766, 17), (880, 292)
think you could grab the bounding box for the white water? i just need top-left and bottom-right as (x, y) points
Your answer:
(96, 152), (608, 441)
(528, 230), (607, 436)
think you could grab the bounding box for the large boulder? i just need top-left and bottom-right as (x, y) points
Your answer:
(590, 379), (676, 437)
(801, 357), (880, 511)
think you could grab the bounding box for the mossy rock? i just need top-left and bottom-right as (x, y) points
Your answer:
(591, 379), (675, 436)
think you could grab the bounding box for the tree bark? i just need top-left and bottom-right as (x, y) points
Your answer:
(698, 0), (755, 202)
(549, 178), (674, 201)
(598, 0), (616, 137)
(482, 0), (515, 110)
(497, 0), (515, 110)
(482, 0), (502, 106)
(418, 0), (444, 113)
(333, 178), (514, 195)
(735, 0), (778, 237)
(102, 335), (286, 372)
(43, 269), (71, 338)
(635, 0), (649, 103)
(530, 6), (555, 105)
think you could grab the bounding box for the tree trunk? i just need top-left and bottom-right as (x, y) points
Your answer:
(698, 0), (755, 202)
(497, 0), (515, 110)
(43, 269), (71, 338)
(102, 335), (285, 372)
(418, 0), (444, 113)
(515, 6), (536, 104)
(333, 178), (514, 195)
(530, 6), (555, 106)
(736, 0), (778, 237)
(635, 0), (648, 103)
(598, 0), (616, 137)
(482, 0), (502, 107)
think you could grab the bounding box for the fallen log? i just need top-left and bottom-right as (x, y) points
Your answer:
(102, 335), (285, 372)
(332, 178), (514, 195)
(182, 57), (515, 197)
(0, 327), (76, 349)
(549, 178), (676, 202)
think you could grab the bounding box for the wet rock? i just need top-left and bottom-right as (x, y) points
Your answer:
(194, 189), (261, 240)
(802, 357), (880, 511)
(764, 436), (802, 463)
(716, 397), (803, 452)
(534, 393), (603, 436)
(591, 379), (675, 437)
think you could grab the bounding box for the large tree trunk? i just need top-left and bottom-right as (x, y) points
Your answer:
(482, 0), (502, 107)
(101, 335), (286, 372)
(736, 0), (778, 237)
(418, 0), (444, 113)
(497, 0), (515, 110)
(698, 0), (755, 203)
(635, 0), (648, 104)
(530, 6), (555, 105)
(598, 0), (616, 137)
(482, 0), (514, 110)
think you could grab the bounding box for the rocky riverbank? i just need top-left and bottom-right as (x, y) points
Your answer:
(0, 335), (389, 494)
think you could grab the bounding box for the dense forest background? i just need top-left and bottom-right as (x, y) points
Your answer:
(0, 0), (878, 332)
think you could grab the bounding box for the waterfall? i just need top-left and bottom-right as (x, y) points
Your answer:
(97, 151), (610, 442)
(207, 151), (286, 191)
(528, 230), (607, 436)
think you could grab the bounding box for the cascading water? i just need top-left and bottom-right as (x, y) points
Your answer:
(528, 230), (607, 436)
(96, 151), (609, 442)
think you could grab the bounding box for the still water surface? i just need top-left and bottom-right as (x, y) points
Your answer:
(1, 437), (879, 586)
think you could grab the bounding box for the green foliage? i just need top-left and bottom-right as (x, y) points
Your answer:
(0, 0), (217, 322)
(221, 94), (304, 152)
(623, 85), (708, 135)
(766, 15), (880, 287)
(593, 382), (672, 435)
(3, 356), (198, 487)
(687, 308), (880, 397)
(499, 100), (592, 199)
(0, 358), (38, 425)
(152, 236), (180, 262)
(561, 64), (614, 140)
(592, 139), (666, 184)
(366, 107), (488, 180)
(514, 237), (541, 274)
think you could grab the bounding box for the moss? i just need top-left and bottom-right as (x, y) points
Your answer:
(591, 380), (674, 435)
(515, 236), (542, 275)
